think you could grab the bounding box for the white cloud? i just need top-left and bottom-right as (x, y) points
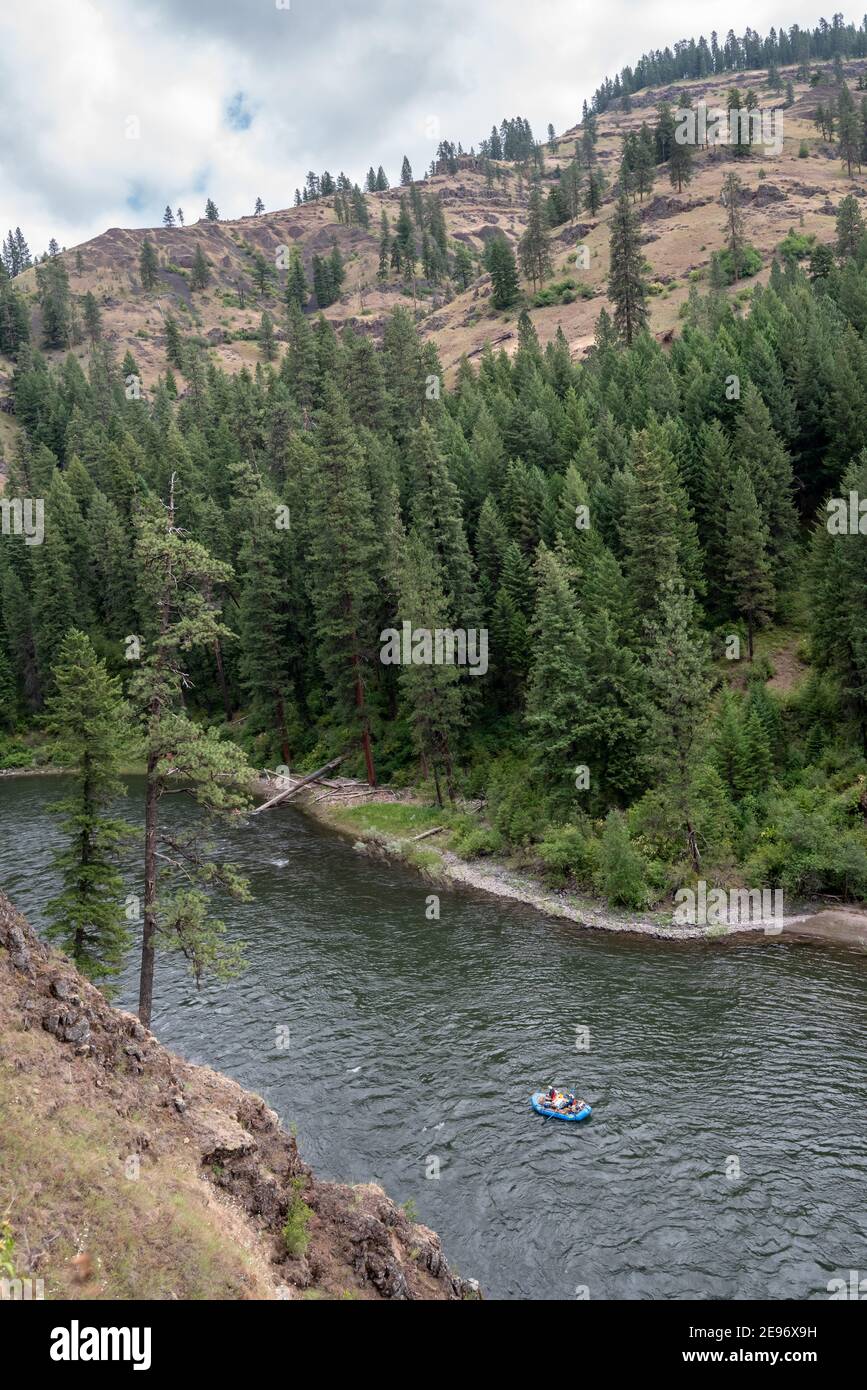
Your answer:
(0, 0), (831, 255)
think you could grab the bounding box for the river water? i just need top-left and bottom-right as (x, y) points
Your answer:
(2, 774), (866, 1300)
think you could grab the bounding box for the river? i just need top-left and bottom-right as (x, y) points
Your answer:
(2, 774), (866, 1300)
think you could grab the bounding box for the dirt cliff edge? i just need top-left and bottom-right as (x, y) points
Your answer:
(0, 891), (477, 1302)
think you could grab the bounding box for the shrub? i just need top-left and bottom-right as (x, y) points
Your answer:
(487, 757), (549, 846)
(530, 278), (593, 308)
(536, 824), (597, 886)
(451, 825), (504, 859)
(597, 811), (649, 908)
(282, 1180), (313, 1258)
(744, 786), (867, 898)
(778, 229), (815, 264)
(0, 735), (35, 770)
(711, 245), (763, 284)
(799, 140), (809, 158)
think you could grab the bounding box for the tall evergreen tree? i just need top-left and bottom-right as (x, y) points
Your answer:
(44, 630), (131, 988)
(518, 186), (552, 290)
(139, 239), (159, 290)
(644, 579), (712, 872)
(608, 192), (648, 346)
(725, 467), (775, 659)
(130, 483), (255, 1027)
(305, 383), (379, 785)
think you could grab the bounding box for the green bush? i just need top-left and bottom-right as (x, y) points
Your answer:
(531, 278), (594, 308)
(451, 825), (504, 859)
(597, 810), (649, 908)
(711, 245), (763, 284)
(778, 229), (815, 264)
(536, 824), (597, 886)
(487, 757), (549, 846)
(282, 1181), (313, 1258)
(0, 735), (35, 770)
(799, 140), (809, 158)
(744, 786), (867, 898)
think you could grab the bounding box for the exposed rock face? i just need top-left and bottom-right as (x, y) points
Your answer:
(641, 194), (714, 220)
(0, 891), (478, 1301)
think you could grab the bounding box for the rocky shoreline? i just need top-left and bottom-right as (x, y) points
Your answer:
(255, 774), (867, 952)
(0, 891), (479, 1301)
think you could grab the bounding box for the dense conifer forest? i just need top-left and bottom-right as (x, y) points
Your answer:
(5, 232), (867, 923)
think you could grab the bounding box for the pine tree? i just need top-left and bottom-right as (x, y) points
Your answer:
(644, 579), (712, 871)
(525, 545), (591, 805)
(377, 208), (391, 282)
(454, 242), (474, 290)
(36, 257), (72, 348)
(236, 484), (295, 764)
(669, 117), (693, 191)
(130, 483), (255, 1027)
(584, 168), (606, 215)
(721, 172), (746, 280)
(401, 155), (413, 185)
(164, 313), (184, 370)
(254, 196), (265, 215)
(408, 420), (477, 623)
(396, 531), (463, 804)
(837, 83), (861, 176)
(714, 689), (749, 800)
(285, 248), (309, 310)
(393, 196), (417, 279)
(608, 191), (648, 346)
(176, 207), (185, 226)
(204, 198), (219, 221)
(30, 522), (76, 693)
(82, 290), (101, 344)
(43, 630), (131, 988)
(725, 467), (775, 659)
(836, 192), (865, 259)
(190, 244), (210, 290)
(375, 166), (389, 191)
(139, 239), (159, 290)
(305, 382), (378, 785)
(518, 186), (552, 290)
(731, 383), (797, 578)
(486, 236), (520, 309)
(259, 310), (276, 361)
(163, 205), (175, 227)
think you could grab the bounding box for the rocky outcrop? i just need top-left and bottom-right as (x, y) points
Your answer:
(0, 891), (478, 1300)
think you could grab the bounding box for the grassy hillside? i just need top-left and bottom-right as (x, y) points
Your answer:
(4, 56), (867, 395)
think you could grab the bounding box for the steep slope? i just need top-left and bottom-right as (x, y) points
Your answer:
(4, 55), (867, 393)
(0, 892), (477, 1301)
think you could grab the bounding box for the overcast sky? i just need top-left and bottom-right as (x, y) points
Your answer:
(0, 0), (829, 254)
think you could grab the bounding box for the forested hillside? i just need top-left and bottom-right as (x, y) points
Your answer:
(3, 17), (867, 967)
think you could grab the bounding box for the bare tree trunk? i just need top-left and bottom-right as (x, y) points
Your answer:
(139, 746), (159, 1028)
(214, 638), (233, 721)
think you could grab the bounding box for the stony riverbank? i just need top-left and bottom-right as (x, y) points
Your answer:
(253, 774), (867, 951)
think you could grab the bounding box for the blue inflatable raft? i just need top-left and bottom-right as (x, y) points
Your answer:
(531, 1091), (592, 1122)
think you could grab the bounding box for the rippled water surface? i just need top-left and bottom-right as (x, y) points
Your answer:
(2, 775), (866, 1299)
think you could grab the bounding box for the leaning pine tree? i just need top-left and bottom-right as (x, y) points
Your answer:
(608, 191), (648, 346)
(44, 630), (131, 990)
(131, 480), (256, 1028)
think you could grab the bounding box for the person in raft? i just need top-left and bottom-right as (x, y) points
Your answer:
(564, 1096), (588, 1114)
